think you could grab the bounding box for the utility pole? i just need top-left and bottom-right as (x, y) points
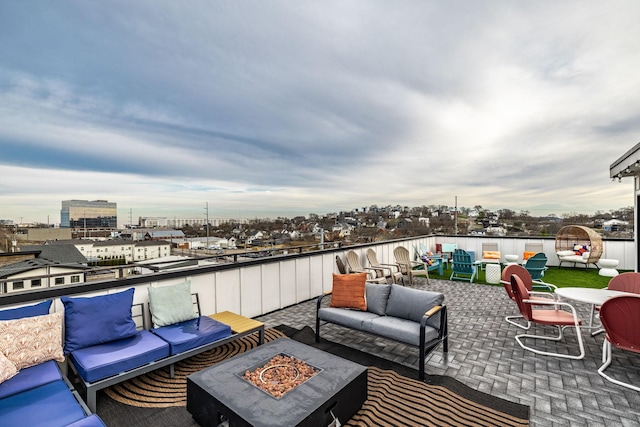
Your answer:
(454, 196), (458, 235)
(205, 202), (209, 250)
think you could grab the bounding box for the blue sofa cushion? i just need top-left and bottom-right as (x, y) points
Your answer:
(65, 415), (108, 427)
(69, 330), (170, 383)
(62, 288), (137, 353)
(0, 300), (51, 320)
(0, 353), (17, 385)
(0, 360), (62, 399)
(151, 316), (232, 355)
(385, 284), (444, 328)
(0, 379), (86, 427)
(365, 283), (391, 315)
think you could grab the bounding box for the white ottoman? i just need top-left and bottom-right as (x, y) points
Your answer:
(485, 263), (502, 284)
(599, 259), (619, 277)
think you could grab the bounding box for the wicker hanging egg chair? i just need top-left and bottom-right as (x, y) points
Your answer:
(555, 225), (603, 268)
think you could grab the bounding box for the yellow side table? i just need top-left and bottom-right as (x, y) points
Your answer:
(209, 311), (265, 344)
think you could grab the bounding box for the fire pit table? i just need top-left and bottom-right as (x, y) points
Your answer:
(187, 338), (367, 427)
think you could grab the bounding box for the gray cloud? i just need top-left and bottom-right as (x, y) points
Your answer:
(0, 1), (638, 223)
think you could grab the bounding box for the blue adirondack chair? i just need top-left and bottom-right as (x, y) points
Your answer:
(450, 249), (477, 282)
(524, 252), (555, 292)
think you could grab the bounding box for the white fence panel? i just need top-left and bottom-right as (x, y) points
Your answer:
(240, 265), (263, 318)
(261, 263), (281, 314)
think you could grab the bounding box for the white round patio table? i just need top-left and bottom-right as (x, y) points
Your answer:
(554, 287), (630, 328)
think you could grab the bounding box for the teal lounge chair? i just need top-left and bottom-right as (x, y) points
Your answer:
(524, 252), (557, 292)
(450, 249), (477, 282)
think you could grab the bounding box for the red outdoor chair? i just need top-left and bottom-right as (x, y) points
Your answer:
(500, 265), (556, 330)
(607, 272), (640, 293)
(598, 295), (640, 391)
(592, 272), (640, 336)
(511, 275), (585, 360)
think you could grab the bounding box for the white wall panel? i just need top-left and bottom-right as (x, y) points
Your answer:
(261, 263), (281, 313)
(322, 253), (335, 294)
(240, 266), (263, 318)
(295, 257), (311, 302)
(188, 274), (217, 315)
(279, 260), (297, 307)
(215, 270), (241, 314)
(309, 256), (323, 299)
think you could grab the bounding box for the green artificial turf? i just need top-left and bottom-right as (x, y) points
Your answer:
(428, 264), (625, 289)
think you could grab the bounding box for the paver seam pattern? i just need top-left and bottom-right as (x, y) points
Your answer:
(256, 278), (640, 426)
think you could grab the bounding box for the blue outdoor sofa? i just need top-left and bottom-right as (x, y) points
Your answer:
(63, 284), (237, 412)
(1, 281), (258, 419)
(0, 300), (107, 427)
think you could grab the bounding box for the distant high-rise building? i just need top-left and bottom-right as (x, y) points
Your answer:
(61, 200), (117, 228)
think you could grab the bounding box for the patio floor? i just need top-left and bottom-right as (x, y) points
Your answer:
(256, 278), (640, 426)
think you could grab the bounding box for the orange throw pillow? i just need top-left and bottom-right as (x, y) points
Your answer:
(523, 251), (536, 260)
(482, 251), (501, 259)
(330, 273), (367, 311)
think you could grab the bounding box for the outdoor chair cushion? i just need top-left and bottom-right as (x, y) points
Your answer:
(0, 353), (17, 386)
(385, 284), (444, 328)
(69, 330), (170, 383)
(150, 316), (232, 355)
(317, 308), (379, 330)
(0, 379), (86, 427)
(148, 281), (197, 328)
(557, 250), (576, 257)
(365, 283), (391, 315)
(0, 300), (52, 320)
(0, 360), (61, 399)
(365, 316), (440, 346)
(62, 288), (138, 353)
(0, 312), (64, 370)
(482, 251), (501, 259)
(329, 273), (367, 311)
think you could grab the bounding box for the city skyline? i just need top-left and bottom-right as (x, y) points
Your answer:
(1, 2), (639, 223)
(1, 199), (633, 228)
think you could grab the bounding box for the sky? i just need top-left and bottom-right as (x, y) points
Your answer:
(1, 1), (639, 226)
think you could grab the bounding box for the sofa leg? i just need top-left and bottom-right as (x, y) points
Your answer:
(87, 388), (97, 413)
(419, 321), (426, 381)
(315, 318), (320, 343)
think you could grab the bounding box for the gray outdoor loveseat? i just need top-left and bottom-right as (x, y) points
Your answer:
(316, 282), (448, 380)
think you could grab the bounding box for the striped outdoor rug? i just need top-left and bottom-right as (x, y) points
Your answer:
(105, 328), (528, 426)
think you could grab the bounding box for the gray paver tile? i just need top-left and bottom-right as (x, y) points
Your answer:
(257, 278), (640, 426)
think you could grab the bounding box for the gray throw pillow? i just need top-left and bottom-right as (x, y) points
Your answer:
(365, 283), (392, 315)
(148, 281), (197, 328)
(385, 284), (444, 328)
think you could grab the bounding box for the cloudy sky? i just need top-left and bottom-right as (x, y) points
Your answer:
(1, 1), (639, 225)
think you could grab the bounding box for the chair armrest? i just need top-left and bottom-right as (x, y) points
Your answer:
(316, 292), (331, 310)
(379, 262), (401, 271)
(532, 280), (557, 290)
(410, 260), (428, 269)
(420, 305), (448, 342)
(424, 305), (444, 318)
